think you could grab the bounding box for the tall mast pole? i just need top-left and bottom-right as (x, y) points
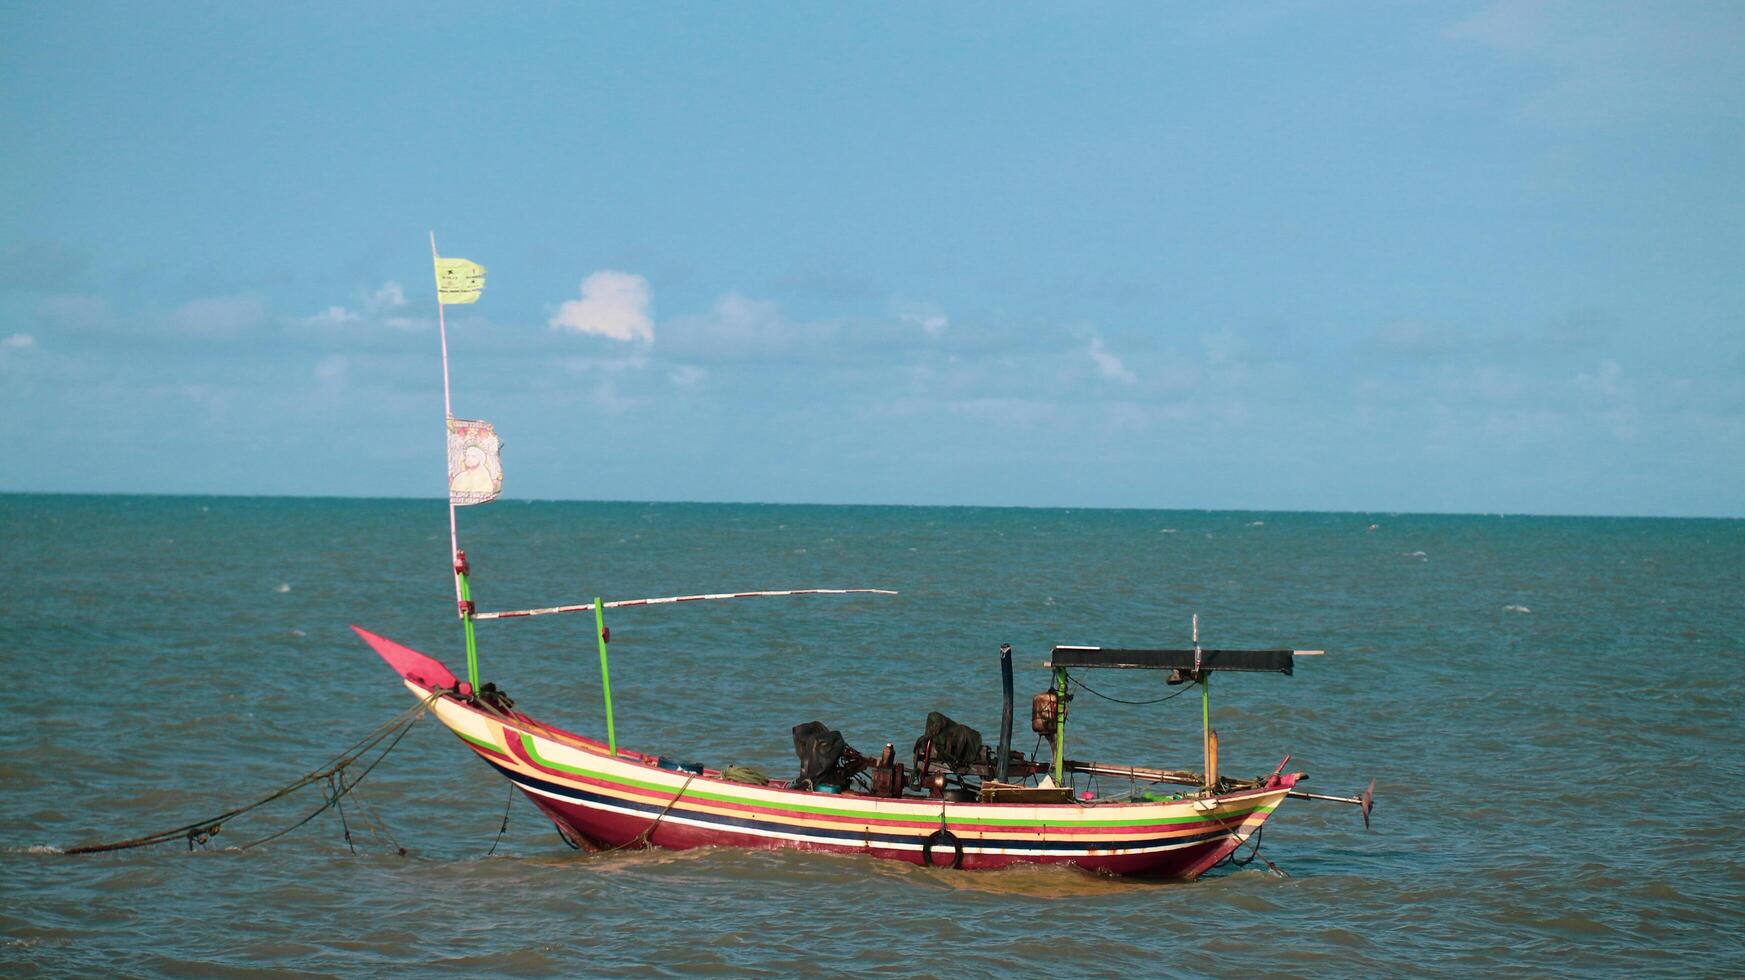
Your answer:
(430, 232), (459, 583)
(431, 231), (480, 693)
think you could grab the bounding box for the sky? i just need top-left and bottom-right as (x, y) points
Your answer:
(1, 2), (1741, 517)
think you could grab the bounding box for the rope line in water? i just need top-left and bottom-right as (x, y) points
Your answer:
(61, 691), (443, 856)
(485, 782), (514, 857)
(235, 708), (427, 852)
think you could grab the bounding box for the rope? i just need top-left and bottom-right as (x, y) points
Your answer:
(1209, 814), (1289, 878)
(343, 783), (406, 856)
(485, 782), (514, 857)
(599, 773), (698, 854)
(330, 775), (354, 855)
(1067, 671), (1197, 706)
(62, 690), (443, 856)
(237, 697), (428, 851)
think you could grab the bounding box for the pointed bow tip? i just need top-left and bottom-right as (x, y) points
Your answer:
(351, 625), (458, 691)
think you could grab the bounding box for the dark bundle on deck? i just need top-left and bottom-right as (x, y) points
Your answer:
(913, 711), (985, 770)
(791, 721), (864, 789)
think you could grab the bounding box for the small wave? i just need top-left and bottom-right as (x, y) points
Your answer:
(1402, 551), (1428, 561)
(1159, 528), (1177, 533)
(11, 844), (63, 854)
(1504, 604), (1531, 614)
(1247, 521), (1264, 527)
(275, 583), (292, 593)
(289, 629), (307, 638)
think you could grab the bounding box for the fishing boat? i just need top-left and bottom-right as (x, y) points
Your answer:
(355, 239), (1373, 877)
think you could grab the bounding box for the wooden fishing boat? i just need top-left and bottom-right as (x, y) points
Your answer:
(356, 625), (1364, 876)
(352, 237), (1373, 877)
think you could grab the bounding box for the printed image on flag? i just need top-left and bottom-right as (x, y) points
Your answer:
(435, 257), (487, 305)
(447, 417), (502, 505)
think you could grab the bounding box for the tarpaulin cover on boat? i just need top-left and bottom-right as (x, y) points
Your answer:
(912, 711), (986, 769)
(792, 721), (858, 788)
(1046, 646), (1295, 675)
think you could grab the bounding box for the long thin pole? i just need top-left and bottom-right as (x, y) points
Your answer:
(1051, 667), (1067, 785)
(430, 232), (460, 589)
(594, 598), (617, 755)
(458, 561), (479, 693)
(1194, 613), (1212, 788)
(431, 231), (478, 692)
(996, 644), (1013, 784)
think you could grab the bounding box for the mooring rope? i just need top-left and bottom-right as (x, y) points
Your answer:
(597, 772), (699, 854)
(485, 781), (514, 857)
(62, 690), (444, 856)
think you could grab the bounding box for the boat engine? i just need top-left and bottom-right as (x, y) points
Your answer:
(868, 743), (906, 798)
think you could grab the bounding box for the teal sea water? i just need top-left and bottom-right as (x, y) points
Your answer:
(2, 494), (1742, 976)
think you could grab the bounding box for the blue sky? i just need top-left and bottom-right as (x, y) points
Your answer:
(2, 2), (1740, 516)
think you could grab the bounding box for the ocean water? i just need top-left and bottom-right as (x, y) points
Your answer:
(2, 494), (1741, 976)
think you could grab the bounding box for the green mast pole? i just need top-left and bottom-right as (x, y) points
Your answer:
(1194, 613), (1209, 788)
(594, 598), (617, 756)
(1052, 667), (1067, 785)
(458, 556), (480, 692)
(1200, 674), (1211, 788)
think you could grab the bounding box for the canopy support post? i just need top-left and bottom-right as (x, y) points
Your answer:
(594, 598), (617, 756)
(458, 564), (479, 692)
(1194, 613), (1211, 790)
(1203, 683), (1218, 789)
(457, 551), (478, 694)
(997, 644), (1014, 784)
(1051, 666), (1067, 785)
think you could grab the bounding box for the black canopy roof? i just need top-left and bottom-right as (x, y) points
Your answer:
(1046, 646), (1295, 675)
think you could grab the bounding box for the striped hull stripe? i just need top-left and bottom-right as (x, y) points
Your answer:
(410, 680), (1287, 874)
(487, 758), (1255, 857)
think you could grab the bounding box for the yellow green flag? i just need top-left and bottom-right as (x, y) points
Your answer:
(435, 257), (487, 305)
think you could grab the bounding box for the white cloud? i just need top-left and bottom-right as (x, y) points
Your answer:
(365, 281), (407, 314)
(1446, 1), (1744, 125)
(36, 294), (108, 332)
(1088, 337), (1137, 384)
(550, 270), (654, 343)
(897, 303), (950, 337)
(300, 282), (426, 333)
(661, 293), (860, 364)
(1574, 359), (1623, 398)
(669, 364), (708, 387)
(0, 332), (35, 368)
(165, 296), (268, 340)
(304, 305), (360, 328)
(313, 354), (348, 390)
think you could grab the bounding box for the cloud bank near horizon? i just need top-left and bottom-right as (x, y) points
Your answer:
(1, 2), (1739, 516)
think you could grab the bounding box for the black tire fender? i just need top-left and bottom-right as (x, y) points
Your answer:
(922, 828), (963, 869)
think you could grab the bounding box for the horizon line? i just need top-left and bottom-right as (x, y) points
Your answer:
(0, 489), (1738, 523)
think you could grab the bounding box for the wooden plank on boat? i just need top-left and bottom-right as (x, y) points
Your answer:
(978, 783), (1077, 804)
